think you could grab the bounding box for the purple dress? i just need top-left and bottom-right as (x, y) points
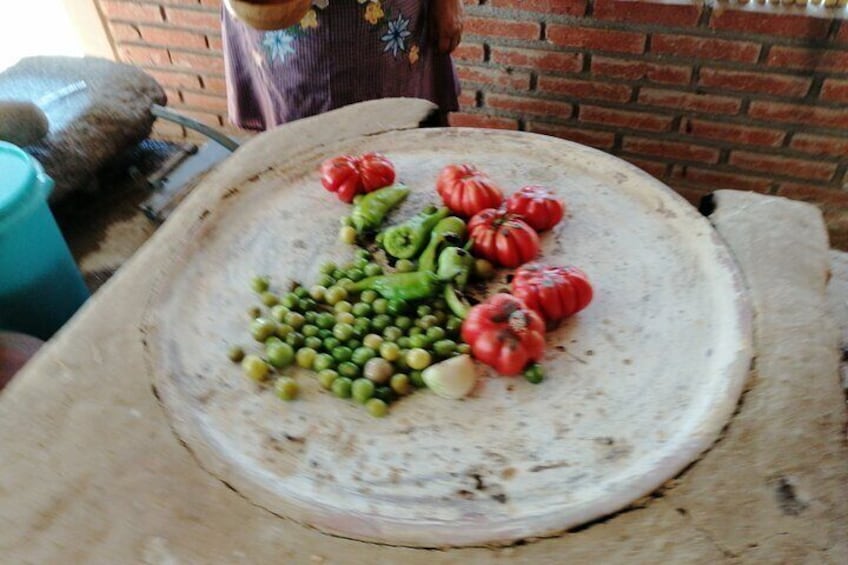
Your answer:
(222, 0), (460, 130)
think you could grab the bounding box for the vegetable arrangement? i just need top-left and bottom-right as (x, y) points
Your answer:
(231, 153), (594, 417)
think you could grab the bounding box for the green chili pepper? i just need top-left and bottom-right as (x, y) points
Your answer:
(350, 271), (442, 302)
(351, 185), (410, 234)
(436, 246), (475, 319)
(436, 246), (474, 288)
(381, 206), (450, 259)
(418, 216), (467, 273)
(444, 283), (471, 319)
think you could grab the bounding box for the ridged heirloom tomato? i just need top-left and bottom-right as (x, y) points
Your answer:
(436, 164), (504, 218)
(358, 153), (396, 193)
(505, 185), (565, 231)
(461, 293), (546, 376)
(319, 153), (396, 203)
(511, 263), (593, 326)
(320, 155), (360, 203)
(467, 208), (540, 268)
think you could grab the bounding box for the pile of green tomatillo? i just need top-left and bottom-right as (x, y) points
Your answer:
(228, 247), (472, 417)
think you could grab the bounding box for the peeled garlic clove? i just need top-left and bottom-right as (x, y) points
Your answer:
(422, 354), (478, 400)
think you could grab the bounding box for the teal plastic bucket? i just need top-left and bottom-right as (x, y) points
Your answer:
(0, 141), (89, 340)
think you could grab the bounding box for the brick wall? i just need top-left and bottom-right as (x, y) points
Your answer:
(98, 0), (227, 138)
(98, 0), (848, 248)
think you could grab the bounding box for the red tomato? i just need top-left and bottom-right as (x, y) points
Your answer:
(436, 164), (504, 218)
(467, 208), (540, 268)
(512, 263), (593, 326)
(505, 185), (565, 231)
(319, 153), (395, 203)
(358, 153), (396, 193)
(461, 293), (546, 376)
(320, 155), (361, 203)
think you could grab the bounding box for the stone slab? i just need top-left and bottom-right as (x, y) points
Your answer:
(0, 100), (844, 563)
(826, 250), (848, 392)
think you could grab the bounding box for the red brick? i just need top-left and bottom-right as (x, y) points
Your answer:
(547, 25), (646, 54)
(622, 157), (669, 179)
(579, 105), (673, 132)
(790, 133), (848, 158)
(490, 47), (583, 73)
(220, 122), (254, 139)
(670, 167), (772, 193)
(456, 65), (531, 90)
(164, 7), (221, 30)
(698, 68), (811, 98)
(163, 88), (182, 104)
(453, 43), (485, 63)
(837, 22), (848, 45)
(776, 184), (848, 207)
(181, 90), (228, 112)
(748, 101), (848, 129)
(651, 34), (760, 64)
(465, 17), (541, 41)
(638, 88), (741, 115)
(623, 137), (720, 164)
(526, 122), (616, 149)
(200, 75), (227, 95)
(448, 112), (519, 130)
(594, 0), (702, 27)
(109, 22), (141, 42)
(729, 151), (837, 182)
(100, 1), (163, 23)
(591, 56), (691, 85)
(489, 0), (587, 15)
(681, 118), (785, 147)
(767, 47), (848, 73)
(170, 50), (225, 74)
(148, 69), (201, 89)
(820, 79), (848, 104)
(117, 44), (170, 66)
(458, 90), (477, 109)
(151, 119), (186, 141)
(139, 25), (207, 49)
(537, 76), (631, 103)
(710, 8), (831, 40)
(207, 34), (222, 50)
(486, 94), (573, 118)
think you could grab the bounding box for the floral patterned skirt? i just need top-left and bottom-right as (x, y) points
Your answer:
(221, 0), (460, 130)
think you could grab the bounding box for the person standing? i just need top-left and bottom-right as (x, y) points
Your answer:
(221, 0), (463, 130)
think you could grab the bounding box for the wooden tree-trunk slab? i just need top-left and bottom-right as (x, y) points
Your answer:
(143, 128), (753, 547)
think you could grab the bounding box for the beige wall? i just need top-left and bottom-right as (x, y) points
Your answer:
(61, 0), (115, 60)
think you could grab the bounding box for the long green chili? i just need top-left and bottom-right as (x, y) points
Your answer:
(350, 184), (410, 234)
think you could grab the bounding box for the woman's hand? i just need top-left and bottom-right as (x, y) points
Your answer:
(431, 0), (463, 55)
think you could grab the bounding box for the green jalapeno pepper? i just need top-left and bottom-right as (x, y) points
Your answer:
(381, 206), (449, 259)
(418, 216), (467, 273)
(436, 246), (474, 288)
(444, 283), (472, 319)
(351, 184), (410, 234)
(350, 271), (442, 302)
(436, 246), (475, 319)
